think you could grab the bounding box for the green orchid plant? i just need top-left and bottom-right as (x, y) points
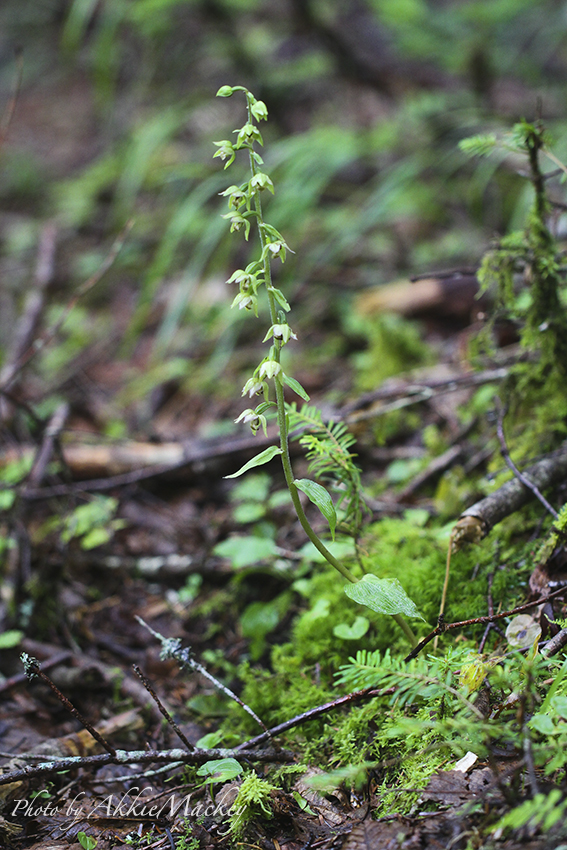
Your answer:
(214, 84), (421, 647)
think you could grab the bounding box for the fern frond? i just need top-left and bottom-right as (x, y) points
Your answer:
(336, 651), (482, 716)
(287, 403), (365, 537)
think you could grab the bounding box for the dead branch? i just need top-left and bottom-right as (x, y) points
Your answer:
(137, 617), (271, 739)
(0, 221), (57, 422)
(8, 431), (279, 500)
(0, 746), (292, 788)
(403, 585), (567, 662)
(235, 686), (390, 751)
(495, 398), (558, 519)
(132, 664), (194, 751)
(340, 366), (509, 424)
(22, 655), (117, 757)
(0, 47), (23, 153)
(0, 221), (132, 394)
(21, 638), (171, 725)
(24, 401), (70, 489)
(396, 444), (463, 502)
(452, 440), (567, 547)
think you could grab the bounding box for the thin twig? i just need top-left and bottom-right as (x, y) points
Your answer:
(0, 47), (23, 152)
(21, 655), (117, 757)
(0, 221), (57, 422)
(236, 686), (389, 750)
(132, 665), (194, 751)
(0, 221), (133, 393)
(136, 617), (272, 740)
(404, 585), (567, 662)
(541, 627), (567, 658)
(0, 746), (291, 787)
(478, 573), (505, 654)
(0, 651), (72, 695)
(495, 398), (558, 519)
(24, 401), (70, 490)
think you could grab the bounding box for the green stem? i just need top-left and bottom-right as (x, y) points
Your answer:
(245, 113), (356, 585)
(393, 613), (417, 648)
(242, 93), (415, 644)
(274, 375), (358, 584)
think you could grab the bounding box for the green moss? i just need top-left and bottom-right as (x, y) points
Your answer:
(350, 313), (432, 392)
(229, 771), (277, 837)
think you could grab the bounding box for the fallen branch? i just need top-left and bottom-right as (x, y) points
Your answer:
(0, 221), (57, 422)
(452, 440), (567, 548)
(0, 221), (132, 394)
(236, 686), (389, 751)
(403, 585), (567, 662)
(0, 746), (292, 788)
(495, 398), (558, 519)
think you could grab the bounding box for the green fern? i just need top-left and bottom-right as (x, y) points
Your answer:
(287, 403), (365, 539)
(336, 648), (486, 716)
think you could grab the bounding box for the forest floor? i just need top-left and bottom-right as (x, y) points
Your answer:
(2, 36), (567, 850)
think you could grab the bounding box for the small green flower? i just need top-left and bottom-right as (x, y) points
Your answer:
(242, 378), (268, 398)
(216, 85), (234, 97)
(234, 408), (268, 436)
(223, 213), (251, 240)
(231, 292), (258, 314)
(235, 123), (264, 147)
(219, 185), (249, 210)
(258, 359), (282, 380)
(250, 173), (274, 194)
(213, 140), (236, 168)
(263, 239), (291, 263)
(250, 100), (268, 121)
(263, 323), (297, 345)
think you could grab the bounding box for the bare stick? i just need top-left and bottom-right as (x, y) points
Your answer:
(404, 585), (567, 662)
(541, 627), (567, 658)
(21, 654), (117, 757)
(132, 664), (194, 751)
(24, 401), (70, 489)
(478, 573), (505, 654)
(0, 746), (291, 787)
(0, 651), (72, 695)
(0, 221), (57, 421)
(136, 617), (272, 739)
(236, 686), (390, 750)
(452, 440), (567, 546)
(0, 221), (133, 393)
(495, 398), (558, 519)
(0, 47), (23, 152)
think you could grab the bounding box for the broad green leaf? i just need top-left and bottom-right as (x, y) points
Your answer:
(77, 832), (97, 850)
(294, 478), (336, 540)
(0, 630), (23, 649)
(195, 730), (224, 749)
(81, 527), (112, 550)
(213, 535), (277, 568)
(233, 502), (266, 523)
(283, 374), (310, 401)
(302, 598), (331, 622)
(0, 490), (15, 510)
(333, 616), (369, 640)
(196, 758), (243, 783)
(270, 288), (291, 311)
(224, 446), (282, 478)
(344, 575), (424, 620)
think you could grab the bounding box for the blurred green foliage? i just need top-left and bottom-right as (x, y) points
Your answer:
(2, 0), (567, 418)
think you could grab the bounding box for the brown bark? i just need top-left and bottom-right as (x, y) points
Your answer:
(452, 441), (567, 547)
